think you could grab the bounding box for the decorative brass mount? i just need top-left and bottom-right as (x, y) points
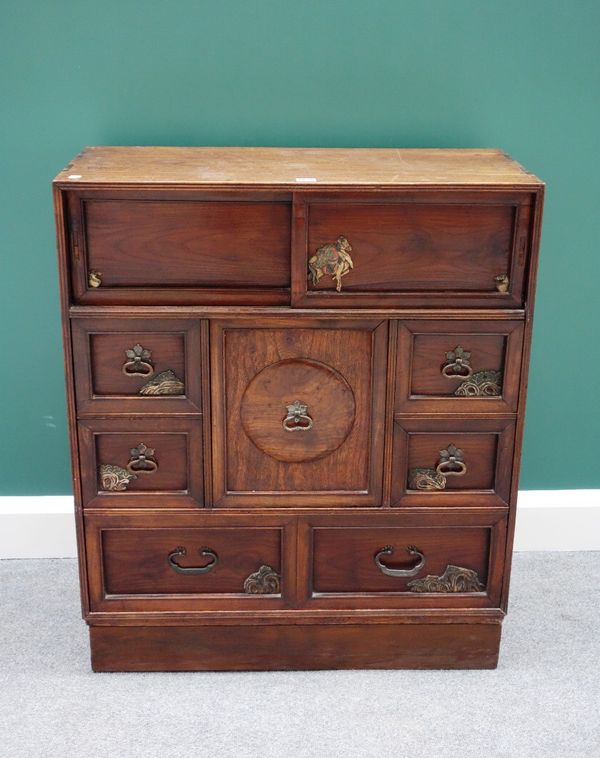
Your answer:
(138, 369), (185, 396)
(455, 369), (502, 397)
(243, 565), (281, 594)
(408, 443), (467, 491)
(99, 464), (137, 492)
(308, 236), (354, 292)
(407, 565), (484, 593)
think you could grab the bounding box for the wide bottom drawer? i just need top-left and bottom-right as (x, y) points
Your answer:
(300, 511), (508, 610)
(85, 512), (295, 612)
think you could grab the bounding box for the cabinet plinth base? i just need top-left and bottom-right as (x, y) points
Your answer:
(90, 622), (502, 671)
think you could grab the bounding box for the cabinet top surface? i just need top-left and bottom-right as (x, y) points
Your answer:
(54, 146), (542, 188)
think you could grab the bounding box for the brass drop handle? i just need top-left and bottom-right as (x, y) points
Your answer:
(282, 400), (313, 432)
(126, 442), (158, 474)
(441, 346), (473, 379)
(122, 344), (154, 377)
(436, 443), (467, 477)
(374, 545), (426, 577)
(167, 547), (218, 575)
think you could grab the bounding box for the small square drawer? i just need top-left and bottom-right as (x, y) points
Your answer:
(292, 192), (533, 308)
(85, 512), (295, 613)
(303, 511), (506, 609)
(392, 418), (515, 507)
(72, 318), (202, 414)
(78, 417), (203, 508)
(395, 320), (524, 413)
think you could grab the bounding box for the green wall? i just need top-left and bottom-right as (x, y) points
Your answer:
(2, 0), (599, 494)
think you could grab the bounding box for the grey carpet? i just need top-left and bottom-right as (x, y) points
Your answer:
(0, 554), (599, 758)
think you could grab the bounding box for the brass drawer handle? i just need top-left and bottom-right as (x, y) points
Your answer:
(436, 443), (467, 477)
(122, 343), (154, 377)
(282, 400), (313, 432)
(308, 236), (354, 292)
(126, 442), (158, 474)
(167, 546), (218, 575)
(374, 545), (426, 577)
(408, 443), (467, 490)
(441, 345), (473, 378)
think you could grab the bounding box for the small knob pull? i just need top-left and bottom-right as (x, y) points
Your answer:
(88, 270), (102, 288)
(494, 274), (509, 293)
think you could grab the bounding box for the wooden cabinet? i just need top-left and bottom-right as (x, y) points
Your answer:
(54, 146), (544, 671)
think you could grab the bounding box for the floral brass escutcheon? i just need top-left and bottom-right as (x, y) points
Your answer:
(243, 565), (281, 594)
(407, 565), (484, 593)
(99, 464), (137, 491)
(308, 235), (354, 292)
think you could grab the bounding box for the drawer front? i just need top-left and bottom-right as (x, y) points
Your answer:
(392, 418), (515, 507)
(211, 319), (387, 507)
(292, 193), (532, 308)
(72, 318), (203, 414)
(78, 418), (203, 508)
(395, 320), (524, 413)
(305, 512), (506, 608)
(68, 192), (291, 304)
(85, 512), (294, 612)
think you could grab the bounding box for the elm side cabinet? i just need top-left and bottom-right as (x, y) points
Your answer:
(53, 147), (544, 670)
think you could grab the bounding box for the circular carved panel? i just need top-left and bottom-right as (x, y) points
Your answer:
(240, 358), (356, 463)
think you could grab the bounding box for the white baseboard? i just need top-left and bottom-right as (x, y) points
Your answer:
(0, 491), (598, 559)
